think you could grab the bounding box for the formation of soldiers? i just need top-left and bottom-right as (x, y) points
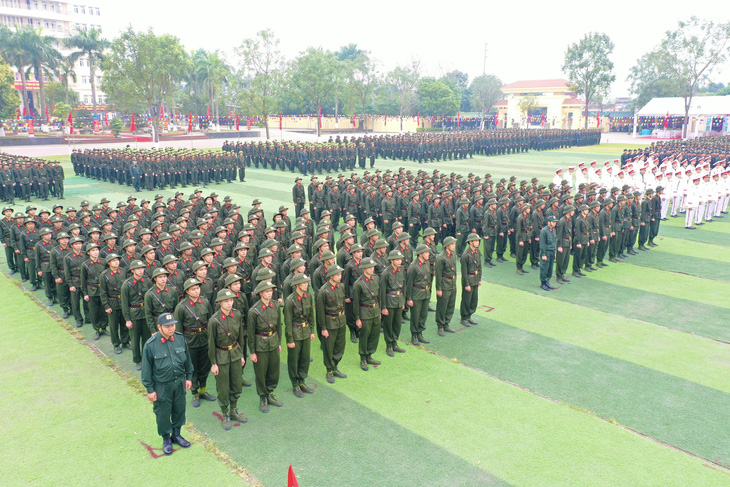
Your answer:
(71, 147), (246, 192)
(0, 154), (66, 203)
(222, 129), (601, 174)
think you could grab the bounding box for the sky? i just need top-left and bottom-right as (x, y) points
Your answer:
(101, 0), (728, 99)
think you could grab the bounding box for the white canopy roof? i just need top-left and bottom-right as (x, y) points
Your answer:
(638, 95), (730, 116)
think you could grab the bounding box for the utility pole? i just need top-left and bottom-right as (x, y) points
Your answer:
(483, 43), (488, 75)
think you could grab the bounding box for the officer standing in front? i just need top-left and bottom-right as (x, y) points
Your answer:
(141, 313), (193, 455)
(539, 216), (558, 291)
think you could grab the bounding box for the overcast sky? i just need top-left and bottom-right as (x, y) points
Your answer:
(102, 0), (727, 99)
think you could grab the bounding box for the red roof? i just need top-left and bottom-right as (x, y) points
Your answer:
(494, 100), (508, 107)
(562, 97), (584, 106)
(502, 79), (571, 91)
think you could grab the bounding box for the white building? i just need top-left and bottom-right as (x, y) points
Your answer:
(0, 0), (108, 116)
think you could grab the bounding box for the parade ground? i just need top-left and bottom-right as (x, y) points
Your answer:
(3, 140), (730, 486)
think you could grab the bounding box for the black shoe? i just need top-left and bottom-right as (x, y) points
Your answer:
(386, 347), (395, 357)
(123, 343), (133, 350)
(75, 321), (83, 328)
(648, 242), (658, 247)
(638, 245), (648, 251)
(627, 250), (638, 255)
(326, 372), (335, 384)
(230, 409), (248, 423)
(114, 346), (122, 354)
(293, 386), (305, 397)
(135, 364), (142, 371)
(360, 360), (369, 371)
(517, 269), (525, 275)
(242, 378), (252, 387)
(333, 370), (347, 379)
(30, 285), (38, 292)
(401, 312), (409, 321)
(438, 328), (445, 337)
(443, 326), (456, 333)
(21, 278), (27, 282)
(468, 318), (478, 325)
(191, 395), (200, 408)
(350, 331), (358, 343)
(572, 272), (582, 278)
(460, 319), (471, 327)
(510, 253), (516, 258)
(609, 257), (619, 262)
(547, 283), (559, 290)
(578, 271), (587, 276)
(562, 276), (571, 282)
(222, 414), (232, 430)
(541, 283), (550, 291)
(62, 311), (70, 319)
(411, 336), (420, 346)
(686, 226), (697, 230)
(171, 428), (191, 447)
(162, 435), (173, 455)
(260, 397), (269, 413)
(93, 332), (100, 340)
(9, 270), (16, 275)
(418, 334), (430, 344)
(531, 264), (540, 270)
(367, 357), (381, 365)
(300, 383), (314, 394)
(428, 306), (436, 312)
(393, 345), (406, 353)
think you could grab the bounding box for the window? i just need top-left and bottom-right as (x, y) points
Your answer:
(98, 95), (103, 104)
(84, 95), (90, 104)
(42, 1), (46, 9)
(95, 7), (99, 15)
(80, 6), (85, 14)
(73, 5), (78, 13)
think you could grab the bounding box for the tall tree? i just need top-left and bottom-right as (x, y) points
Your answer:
(518, 94), (539, 126)
(54, 55), (78, 105)
(287, 47), (339, 137)
(562, 32), (615, 128)
(417, 78), (459, 116)
(194, 50), (231, 130)
(384, 63), (420, 129)
(27, 28), (61, 121)
(65, 28), (110, 120)
(348, 52), (379, 119)
(626, 51), (680, 110)
(469, 74), (504, 128)
(235, 29), (283, 139)
(0, 26), (36, 117)
(0, 60), (21, 120)
(636, 17), (730, 137)
(101, 27), (190, 142)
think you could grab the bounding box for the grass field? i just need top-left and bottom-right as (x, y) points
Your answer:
(2, 144), (729, 486)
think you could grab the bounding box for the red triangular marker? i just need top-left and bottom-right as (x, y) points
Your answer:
(288, 464), (298, 487)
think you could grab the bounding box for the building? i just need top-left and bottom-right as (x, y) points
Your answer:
(498, 78), (593, 130)
(0, 0), (108, 117)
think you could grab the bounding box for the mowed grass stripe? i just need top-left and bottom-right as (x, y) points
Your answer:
(586, 262), (730, 309)
(625, 251), (730, 283)
(468, 283), (730, 394)
(482, 259), (730, 342)
(330, 336), (730, 486)
(421, 315), (730, 466)
(657, 224), (730, 245)
(0, 279), (244, 486)
(653, 236), (730, 262)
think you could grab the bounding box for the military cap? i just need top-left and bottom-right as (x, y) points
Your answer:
(326, 264), (344, 276)
(189, 230), (204, 239)
(183, 278), (202, 291)
(373, 239), (389, 250)
(258, 247), (274, 259)
(617, 195), (627, 202)
(589, 201), (601, 208)
(162, 255), (178, 266)
(350, 243), (364, 253)
(224, 273), (243, 288)
(39, 207), (50, 215)
(69, 236), (85, 245)
(233, 242), (250, 252)
(152, 268), (169, 279)
(139, 245), (155, 255)
(290, 273), (310, 287)
(290, 257), (307, 270)
(320, 250), (336, 261)
(443, 236), (457, 246)
(397, 233), (411, 242)
(102, 232), (118, 241)
(253, 280), (276, 295)
(38, 227), (53, 237)
(55, 231), (70, 241)
(104, 253), (121, 264)
(563, 205), (576, 214)
(578, 204), (589, 211)
(256, 267), (277, 282)
(320, 210), (331, 218)
(645, 188), (655, 194)
(157, 313), (177, 327)
(392, 222), (404, 230)
(422, 227), (437, 237)
(191, 260), (208, 272)
(215, 288), (235, 302)
(23, 218), (37, 225)
(466, 233), (481, 243)
(546, 215), (558, 223)
(313, 238), (328, 250)
(177, 241), (194, 252)
(287, 244), (303, 254)
(210, 238), (226, 247)
(128, 259), (146, 271)
(223, 257), (238, 268)
(486, 198), (498, 206)
(414, 243), (430, 255)
(359, 258), (377, 270)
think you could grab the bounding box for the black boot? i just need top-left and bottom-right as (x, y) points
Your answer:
(171, 427), (190, 448)
(162, 434), (173, 455)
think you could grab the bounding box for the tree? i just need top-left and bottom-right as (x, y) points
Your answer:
(0, 26), (36, 117)
(65, 28), (110, 121)
(417, 78), (459, 117)
(54, 56), (77, 105)
(101, 27), (190, 142)
(51, 102), (71, 121)
(26, 28), (61, 121)
(637, 17), (730, 137)
(287, 47), (339, 137)
(626, 51), (680, 110)
(45, 82), (79, 108)
(469, 74), (504, 128)
(384, 62), (421, 128)
(0, 60), (20, 120)
(347, 52), (379, 119)
(194, 50), (231, 130)
(235, 29), (283, 139)
(562, 32), (616, 128)
(518, 94), (538, 126)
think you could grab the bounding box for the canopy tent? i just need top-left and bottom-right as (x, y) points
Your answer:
(637, 95), (730, 116)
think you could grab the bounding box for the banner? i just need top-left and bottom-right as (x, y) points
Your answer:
(247, 117), (252, 130)
(130, 113), (136, 132)
(235, 115), (240, 131)
(27, 118), (35, 137)
(187, 113), (193, 132)
(67, 111), (73, 134)
(93, 117), (100, 133)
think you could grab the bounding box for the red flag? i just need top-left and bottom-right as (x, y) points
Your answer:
(23, 106), (27, 117)
(104, 111), (108, 127)
(247, 117), (252, 130)
(160, 103), (164, 118)
(228, 106), (231, 117)
(384, 110), (387, 126)
(27, 117), (35, 136)
(130, 113), (136, 132)
(235, 115), (240, 131)
(493, 113), (498, 127)
(596, 110), (601, 127)
(288, 465), (298, 487)
(352, 115), (356, 128)
(45, 104), (50, 121)
(67, 111), (73, 134)
(279, 113), (283, 130)
(663, 111), (669, 129)
(188, 113), (193, 132)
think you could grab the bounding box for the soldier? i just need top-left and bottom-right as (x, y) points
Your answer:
(459, 233), (482, 327)
(292, 177), (306, 219)
(50, 231), (72, 318)
(174, 277), (216, 408)
(343, 243), (364, 343)
(1, 206), (17, 274)
(64, 236), (86, 327)
(555, 205), (575, 283)
(379, 249), (406, 357)
(482, 198), (498, 266)
(19, 218), (41, 291)
(434, 236), (458, 336)
(208, 288), (248, 430)
(141, 312), (193, 456)
(248, 280), (283, 413)
(283, 273), (316, 397)
(515, 204), (532, 275)
(81, 242), (106, 339)
(539, 216), (558, 291)
(316, 264), (347, 384)
(405, 244), (432, 346)
(121, 259), (152, 370)
(35, 227), (55, 305)
(352, 257), (381, 370)
(100, 253), (130, 354)
(145, 268), (179, 337)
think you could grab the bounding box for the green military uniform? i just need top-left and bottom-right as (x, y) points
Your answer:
(99, 254), (129, 350)
(405, 245), (432, 345)
(174, 278), (214, 399)
(140, 319), (193, 439)
(248, 282), (282, 405)
(379, 250), (406, 356)
(283, 273), (316, 393)
(459, 233), (482, 325)
(352, 258), (381, 368)
(316, 265), (347, 382)
(121, 261), (152, 366)
(81, 245), (106, 333)
(34, 229), (55, 304)
(208, 289), (246, 424)
(145, 273), (179, 336)
(50, 234), (71, 316)
(434, 237), (458, 335)
(64, 240), (86, 326)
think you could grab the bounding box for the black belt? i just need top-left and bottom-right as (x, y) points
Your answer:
(87, 283), (99, 288)
(129, 303), (144, 308)
(108, 294), (121, 299)
(184, 326), (207, 333)
(359, 302), (377, 308)
(413, 284), (430, 290)
(255, 330), (277, 337)
(325, 310), (343, 317)
(40, 259), (49, 263)
(70, 274), (80, 278)
(216, 342), (239, 351)
(292, 322), (309, 329)
(467, 272), (478, 275)
(386, 290), (401, 296)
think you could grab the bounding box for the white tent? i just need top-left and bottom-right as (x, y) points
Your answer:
(638, 95), (730, 116)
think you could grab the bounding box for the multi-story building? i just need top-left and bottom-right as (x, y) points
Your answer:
(0, 0), (108, 117)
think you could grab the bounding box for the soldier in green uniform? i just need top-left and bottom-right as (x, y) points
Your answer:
(81, 242), (106, 339)
(208, 288), (248, 430)
(283, 273), (316, 397)
(482, 199), (498, 266)
(515, 204), (532, 275)
(64, 236), (86, 327)
(174, 277), (216, 407)
(248, 280), (283, 413)
(352, 257), (381, 370)
(100, 253), (130, 354)
(141, 313), (193, 455)
(316, 264), (347, 384)
(459, 233), (482, 326)
(539, 216), (558, 291)
(434, 236), (458, 336)
(555, 206), (575, 284)
(121, 259), (152, 370)
(50, 232), (72, 318)
(34, 227), (55, 305)
(145, 268), (179, 339)
(406, 244), (432, 346)
(379, 249), (406, 357)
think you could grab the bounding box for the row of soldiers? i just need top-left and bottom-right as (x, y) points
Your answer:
(0, 154), (66, 203)
(221, 128), (601, 174)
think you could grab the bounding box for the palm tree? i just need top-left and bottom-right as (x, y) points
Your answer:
(26, 28), (61, 121)
(64, 28), (110, 120)
(0, 26), (36, 117)
(194, 50), (231, 129)
(55, 56), (77, 105)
